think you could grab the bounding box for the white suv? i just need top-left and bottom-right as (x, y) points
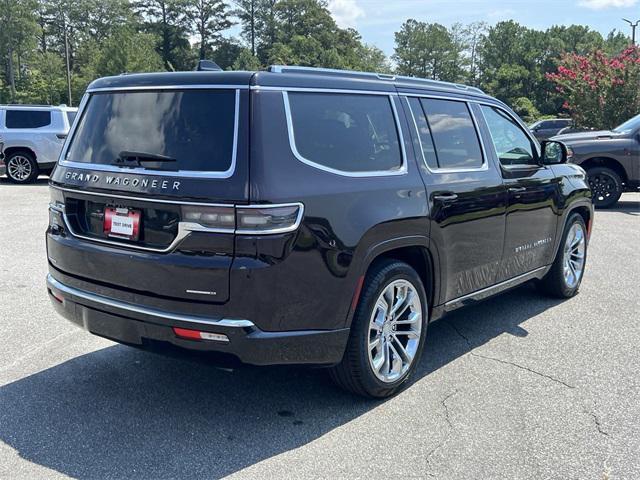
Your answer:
(0, 105), (78, 183)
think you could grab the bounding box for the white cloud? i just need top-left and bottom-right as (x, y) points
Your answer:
(328, 0), (365, 28)
(578, 0), (638, 9)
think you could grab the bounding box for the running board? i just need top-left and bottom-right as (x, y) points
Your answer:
(443, 266), (549, 312)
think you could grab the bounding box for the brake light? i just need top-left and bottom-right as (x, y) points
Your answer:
(236, 204), (302, 234)
(180, 203), (303, 234)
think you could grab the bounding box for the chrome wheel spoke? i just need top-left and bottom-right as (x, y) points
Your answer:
(562, 222), (586, 289)
(367, 279), (423, 384)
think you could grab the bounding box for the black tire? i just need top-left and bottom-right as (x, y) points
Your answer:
(538, 213), (588, 298)
(587, 166), (622, 209)
(329, 259), (428, 398)
(5, 150), (39, 184)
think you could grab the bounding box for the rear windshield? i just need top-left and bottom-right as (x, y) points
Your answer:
(65, 89), (237, 173)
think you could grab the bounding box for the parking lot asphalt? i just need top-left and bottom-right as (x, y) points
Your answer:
(0, 179), (638, 480)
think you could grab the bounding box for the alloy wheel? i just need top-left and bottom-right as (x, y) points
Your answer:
(588, 173), (617, 204)
(563, 222), (586, 289)
(367, 279), (422, 383)
(7, 155), (33, 182)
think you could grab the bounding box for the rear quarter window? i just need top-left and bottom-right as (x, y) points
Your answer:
(6, 110), (52, 129)
(286, 92), (403, 174)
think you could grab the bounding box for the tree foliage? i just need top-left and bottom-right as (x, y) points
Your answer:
(547, 46), (640, 129)
(0, 0), (636, 127)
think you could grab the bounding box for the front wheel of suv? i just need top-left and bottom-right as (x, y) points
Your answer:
(5, 151), (39, 184)
(587, 166), (622, 208)
(538, 213), (588, 299)
(330, 260), (428, 398)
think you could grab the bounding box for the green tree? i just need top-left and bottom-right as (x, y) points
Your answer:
(96, 29), (164, 76)
(186, 0), (233, 60)
(0, 0), (38, 102)
(393, 20), (465, 81)
(135, 0), (192, 70)
(232, 47), (261, 70)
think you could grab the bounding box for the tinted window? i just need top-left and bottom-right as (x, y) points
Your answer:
(407, 97), (438, 170)
(66, 90), (236, 172)
(287, 92), (402, 173)
(420, 99), (483, 169)
(481, 106), (537, 167)
(65, 111), (77, 126)
(6, 110), (51, 129)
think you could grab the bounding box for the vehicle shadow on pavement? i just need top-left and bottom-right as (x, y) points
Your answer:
(608, 198), (640, 214)
(0, 177), (49, 186)
(0, 283), (560, 479)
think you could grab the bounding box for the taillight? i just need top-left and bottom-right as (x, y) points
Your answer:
(181, 205), (235, 231)
(180, 203), (303, 235)
(236, 204), (303, 234)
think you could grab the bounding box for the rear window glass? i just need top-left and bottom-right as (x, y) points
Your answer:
(6, 110), (51, 129)
(66, 90), (237, 173)
(287, 92), (402, 173)
(420, 98), (483, 170)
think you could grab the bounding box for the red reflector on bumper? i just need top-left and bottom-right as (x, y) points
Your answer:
(173, 327), (229, 343)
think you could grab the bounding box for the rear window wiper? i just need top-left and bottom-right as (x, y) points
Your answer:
(113, 151), (178, 171)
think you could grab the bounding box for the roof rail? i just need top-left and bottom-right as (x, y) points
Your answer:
(267, 65), (485, 95)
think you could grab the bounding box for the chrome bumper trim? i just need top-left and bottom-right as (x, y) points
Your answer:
(46, 274), (255, 328)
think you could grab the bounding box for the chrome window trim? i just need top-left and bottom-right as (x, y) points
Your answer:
(281, 90), (408, 178)
(254, 86), (397, 96)
(404, 95), (490, 174)
(58, 89), (241, 179)
(46, 274), (256, 328)
(86, 84), (249, 93)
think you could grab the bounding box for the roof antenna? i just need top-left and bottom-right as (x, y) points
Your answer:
(196, 60), (222, 71)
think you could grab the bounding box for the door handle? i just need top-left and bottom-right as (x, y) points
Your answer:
(433, 193), (458, 202)
(508, 187), (527, 193)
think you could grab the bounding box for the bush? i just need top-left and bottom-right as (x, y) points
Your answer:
(511, 97), (540, 123)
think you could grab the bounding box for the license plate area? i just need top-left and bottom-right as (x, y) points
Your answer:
(104, 207), (141, 241)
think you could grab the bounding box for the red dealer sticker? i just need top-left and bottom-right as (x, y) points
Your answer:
(104, 207), (141, 241)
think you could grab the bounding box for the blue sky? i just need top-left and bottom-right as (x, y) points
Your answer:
(325, 0), (640, 56)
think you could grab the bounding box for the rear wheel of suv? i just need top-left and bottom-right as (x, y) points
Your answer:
(330, 260), (428, 398)
(538, 213), (588, 298)
(5, 151), (39, 184)
(587, 166), (622, 208)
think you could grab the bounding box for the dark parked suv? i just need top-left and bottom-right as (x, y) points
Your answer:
(553, 114), (640, 208)
(46, 66), (593, 398)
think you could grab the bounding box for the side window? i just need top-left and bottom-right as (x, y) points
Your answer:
(420, 98), (484, 170)
(286, 92), (402, 173)
(6, 110), (52, 129)
(406, 97), (438, 169)
(481, 105), (537, 167)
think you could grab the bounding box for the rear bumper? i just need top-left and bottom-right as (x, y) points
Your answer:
(46, 274), (349, 366)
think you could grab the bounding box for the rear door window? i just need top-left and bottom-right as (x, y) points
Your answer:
(65, 89), (237, 173)
(6, 110), (52, 129)
(420, 98), (484, 170)
(286, 92), (402, 173)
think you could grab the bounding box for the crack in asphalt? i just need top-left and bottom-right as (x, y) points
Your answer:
(448, 322), (576, 389)
(425, 389), (459, 471)
(586, 409), (609, 436)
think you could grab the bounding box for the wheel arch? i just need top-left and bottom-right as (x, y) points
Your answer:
(346, 236), (440, 328)
(580, 156), (628, 184)
(3, 146), (37, 163)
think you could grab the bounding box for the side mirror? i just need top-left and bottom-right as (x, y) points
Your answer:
(540, 140), (569, 165)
